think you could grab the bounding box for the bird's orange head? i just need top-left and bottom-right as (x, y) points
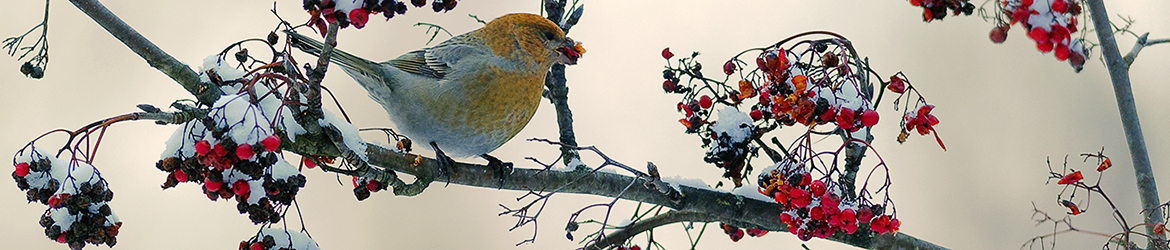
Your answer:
(474, 13), (583, 70)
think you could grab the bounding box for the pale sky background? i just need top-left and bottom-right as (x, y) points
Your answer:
(2, 1), (1169, 250)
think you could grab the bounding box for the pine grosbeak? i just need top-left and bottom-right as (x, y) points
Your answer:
(291, 13), (584, 183)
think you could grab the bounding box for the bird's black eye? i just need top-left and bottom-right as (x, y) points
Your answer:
(542, 31), (556, 40)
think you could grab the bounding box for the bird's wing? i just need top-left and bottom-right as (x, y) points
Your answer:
(387, 32), (490, 80)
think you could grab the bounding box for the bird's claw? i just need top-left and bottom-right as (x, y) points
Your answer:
(431, 142), (456, 187)
(481, 154), (513, 189)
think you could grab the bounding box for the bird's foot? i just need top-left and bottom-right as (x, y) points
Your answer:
(431, 142), (456, 187)
(481, 154), (513, 189)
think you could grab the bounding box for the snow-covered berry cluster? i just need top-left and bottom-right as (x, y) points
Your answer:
(12, 147), (122, 250)
(351, 176), (386, 201)
(994, 0), (1088, 72)
(239, 227), (321, 250)
(304, 0), (455, 33)
(758, 162), (899, 241)
(156, 56), (310, 224)
(908, 0), (975, 22)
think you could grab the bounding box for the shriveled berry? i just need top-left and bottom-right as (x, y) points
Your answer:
(366, 179), (382, 192)
(662, 48), (674, 60)
(662, 80), (677, 93)
(887, 75), (906, 93)
(989, 26), (1008, 44)
(723, 60), (736, 75)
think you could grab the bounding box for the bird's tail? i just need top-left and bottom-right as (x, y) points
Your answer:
(286, 31), (383, 80)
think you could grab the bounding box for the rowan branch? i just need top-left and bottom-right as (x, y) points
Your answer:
(67, 0), (222, 105)
(1085, 0), (1164, 244)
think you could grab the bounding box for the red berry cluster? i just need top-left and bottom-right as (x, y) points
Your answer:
(908, 0), (975, 22)
(158, 132), (306, 224)
(719, 223), (768, 242)
(352, 176), (386, 201)
(995, 0), (1088, 71)
(759, 169), (899, 241)
(12, 148), (122, 249)
(304, 0), (414, 33)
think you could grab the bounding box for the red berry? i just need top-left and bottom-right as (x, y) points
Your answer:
(630, 246), (641, 250)
(14, 162), (29, 177)
(236, 144), (254, 160)
(205, 176), (223, 192)
(1022, 0), (1033, 6)
(858, 207), (874, 222)
(662, 48), (674, 59)
(836, 107), (856, 130)
(195, 140), (212, 156)
(349, 8), (370, 29)
(303, 157), (317, 169)
(57, 231), (68, 243)
(801, 173), (812, 186)
(810, 206), (824, 220)
(1036, 41), (1054, 53)
(251, 242), (265, 250)
(232, 180), (251, 198)
(861, 109), (880, 127)
(989, 26), (1008, 44)
(175, 170), (188, 182)
(1054, 43), (1070, 61)
(1029, 27), (1050, 43)
(699, 95), (713, 109)
(810, 180), (826, 197)
(262, 135), (281, 152)
(1051, 0), (1067, 13)
(352, 176), (361, 188)
(1012, 6), (1030, 22)
(750, 109), (763, 121)
(213, 144), (228, 157)
(910, 0), (922, 6)
(723, 60), (736, 75)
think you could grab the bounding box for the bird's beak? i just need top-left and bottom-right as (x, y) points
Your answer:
(555, 37), (584, 65)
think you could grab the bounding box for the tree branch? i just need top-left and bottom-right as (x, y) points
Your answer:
(1122, 32), (1170, 66)
(67, 0), (223, 105)
(363, 144), (947, 249)
(1085, 0), (1164, 243)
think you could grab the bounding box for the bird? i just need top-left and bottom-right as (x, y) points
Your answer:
(289, 13), (584, 186)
